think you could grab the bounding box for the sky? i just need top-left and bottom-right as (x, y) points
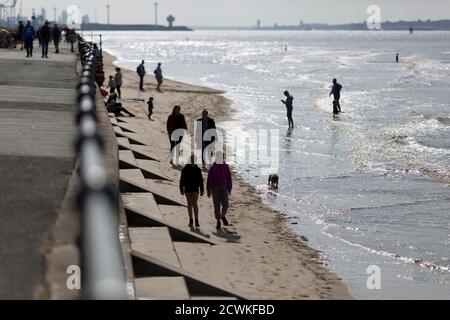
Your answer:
(19, 0), (450, 26)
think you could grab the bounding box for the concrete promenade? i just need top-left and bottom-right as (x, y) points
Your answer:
(0, 43), (78, 299)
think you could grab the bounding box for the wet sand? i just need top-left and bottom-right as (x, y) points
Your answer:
(103, 51), (352, 299)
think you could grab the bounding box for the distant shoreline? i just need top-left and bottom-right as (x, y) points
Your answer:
(81, 23), (192, 31)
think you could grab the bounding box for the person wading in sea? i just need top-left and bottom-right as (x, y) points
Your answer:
(329, 78), (343, 112)
(180, 154), (205, 228)
(281, 90), (294, 129)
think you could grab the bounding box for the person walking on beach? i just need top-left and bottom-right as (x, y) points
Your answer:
(22, 20), (35, 58)
(396, 53), (399, 63)
(147, 97), (154, 120)
(137, 60), (146, 91)
(196, 109), (216, 167)
(180, 154), (204, 228)
(166, 105), (188, 163)
(329, 78), (342, 112)
(207, 151), (232, 230)
(52, 24), (61, 54)
(154, 62), (163, 92)
(281, 90), (294, 129)
(40, 21), (51, 58)
(107, 76), (116, 94)
(16, 21), (24, 50)
(115, 67), (123, 99)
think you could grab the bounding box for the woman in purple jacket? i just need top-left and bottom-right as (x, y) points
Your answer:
(207, 151), (232, 229)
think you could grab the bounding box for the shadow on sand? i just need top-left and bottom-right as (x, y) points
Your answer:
(212, 228), (241, 243)
(189, 226), (211, 239)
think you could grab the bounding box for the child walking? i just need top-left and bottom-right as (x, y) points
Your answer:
(147, 97), (154, 120)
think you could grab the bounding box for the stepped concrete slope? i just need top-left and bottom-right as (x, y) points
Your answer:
(113, 116), (246, 300)
(0, 45), (78, 299)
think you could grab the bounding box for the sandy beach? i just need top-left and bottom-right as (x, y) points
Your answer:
(103, 51), (352, 300)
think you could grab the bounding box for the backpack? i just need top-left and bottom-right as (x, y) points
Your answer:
(23, 26), (34, 39)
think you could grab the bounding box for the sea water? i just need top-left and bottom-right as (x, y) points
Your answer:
(100, 30), (450, 299)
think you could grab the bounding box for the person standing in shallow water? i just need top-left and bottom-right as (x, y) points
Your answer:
(180, 155), (204, 228)
(329, 78), (342, 112)
(281, 90), (294, 129)
(207, 152), (232, 230)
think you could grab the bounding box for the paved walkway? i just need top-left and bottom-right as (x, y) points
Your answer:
(0, 43), (78, 299)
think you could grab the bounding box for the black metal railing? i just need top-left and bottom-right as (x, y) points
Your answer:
(76, 38), (127, 300)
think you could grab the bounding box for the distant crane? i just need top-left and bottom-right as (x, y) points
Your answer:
(106, 3), (110, 24)
(154, 2), (158, 26)
(0, 0), (17, 26)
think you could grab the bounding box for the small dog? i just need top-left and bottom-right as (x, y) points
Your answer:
(268, 174), (279, 189)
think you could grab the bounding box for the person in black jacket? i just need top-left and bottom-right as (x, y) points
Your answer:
(52, 24), (62, 53)
(180, 155), (204, 228)
(17, 21), (24, 50)
(167, 105), (188, 163)
(196, 109), (216, 167)
(40, 21), (51, 58)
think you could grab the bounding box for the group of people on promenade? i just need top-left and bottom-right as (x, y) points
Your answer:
(137, 60), (164, 92)
(281, 78), (343, 127)
(16, 20), (75, 58)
